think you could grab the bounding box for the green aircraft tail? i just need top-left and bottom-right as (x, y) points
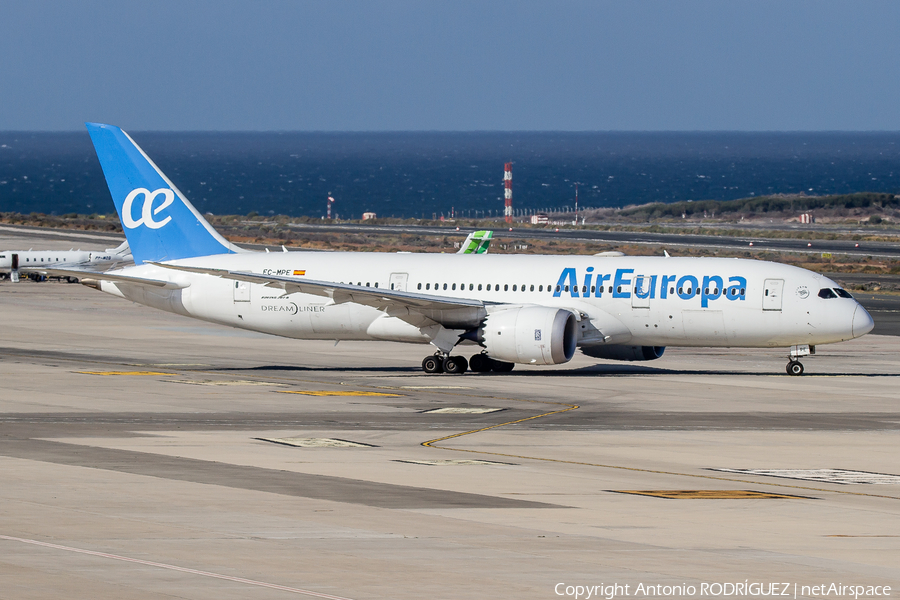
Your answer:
(457, 230), (493, 254)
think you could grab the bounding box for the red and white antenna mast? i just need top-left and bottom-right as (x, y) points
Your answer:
(574, 183), (579, 225)
(503, 162), (513, 224)
(326, 194), (335, 219)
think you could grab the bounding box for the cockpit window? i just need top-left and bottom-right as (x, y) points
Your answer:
(833, 288), (853, 299)
(818, 288), (838, 299)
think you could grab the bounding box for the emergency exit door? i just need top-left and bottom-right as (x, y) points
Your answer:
(233, 280), (250, 302)
(389, 272), (408, 291)
(762, 279), (784, 311)
(631, 275), (651, 309)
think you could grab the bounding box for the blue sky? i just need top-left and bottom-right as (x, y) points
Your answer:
(2, 1), (899, 131)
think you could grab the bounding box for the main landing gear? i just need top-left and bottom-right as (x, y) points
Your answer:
(470, 353), (514, 373)
(422, 354), (467, 374)
(421, 353), (515, 375)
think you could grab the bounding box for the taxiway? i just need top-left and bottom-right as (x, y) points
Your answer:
(0, 232), (898, 599)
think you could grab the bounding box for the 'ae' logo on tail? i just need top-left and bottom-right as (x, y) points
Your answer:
(122, 188), (174, 229)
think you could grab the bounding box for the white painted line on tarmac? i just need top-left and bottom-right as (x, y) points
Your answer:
(422, 407), (504, 414)
(397, 385), (473, 389)
(256, 437), (376, 448)
(167, 379), (284, 386)
(0, 534), (355, 600)
(395, 459), (514, 466)
(709, 468), (900, 485)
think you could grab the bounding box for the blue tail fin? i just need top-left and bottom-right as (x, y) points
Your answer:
(86, 123), (241, 264)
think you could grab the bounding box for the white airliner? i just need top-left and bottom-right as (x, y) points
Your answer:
(32, 123), (874, 376)
(1, 241), (131, 282)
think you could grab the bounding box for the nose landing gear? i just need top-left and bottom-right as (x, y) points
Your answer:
(786, 360), (804, 376)
(785, 344), (813, 376)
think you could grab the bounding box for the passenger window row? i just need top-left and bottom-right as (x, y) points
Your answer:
(554, 284), (745, 296)
(343, 282), (379, 288)
(416, 282), (554, 292)
(345, 281), (549, 292)
(558, 285), (612, 294)
(396, 282), (748, 296)
(340, 279), (753, 299)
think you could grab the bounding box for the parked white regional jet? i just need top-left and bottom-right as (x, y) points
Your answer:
(1, 241), (131, 282)
(31, 123), (874, 375)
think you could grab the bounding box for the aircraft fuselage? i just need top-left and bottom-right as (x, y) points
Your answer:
(97, 252), (872, 349)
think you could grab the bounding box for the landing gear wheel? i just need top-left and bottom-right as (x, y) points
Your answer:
(443, 356), (468, 375)
(491, 359), (515, 373)
(422, 355), (444, 374)
(469, 353), (491, 373)
(786, 360), (804, 376)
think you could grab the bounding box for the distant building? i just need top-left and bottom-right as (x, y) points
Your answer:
(530, 213), (549, 225)
(362, 212), (377, 220)
(799, 213), (814, 224)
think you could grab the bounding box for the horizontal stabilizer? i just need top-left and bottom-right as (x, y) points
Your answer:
(21, 266), (187, 289)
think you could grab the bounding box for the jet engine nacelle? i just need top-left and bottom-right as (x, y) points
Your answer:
(581, 345), (665, 362)
(480, 306), (577, 365)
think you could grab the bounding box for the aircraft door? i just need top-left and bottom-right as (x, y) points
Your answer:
(389, 272), (408, 291)
(10, 253), (19, 283)
(762, 279), (784, 311)
(233, 280), (251, 302)
(631, 274), (652, 309)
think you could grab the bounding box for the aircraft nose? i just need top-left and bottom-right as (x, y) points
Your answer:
(852, 304), (875, 338)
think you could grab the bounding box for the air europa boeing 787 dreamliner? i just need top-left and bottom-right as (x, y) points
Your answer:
(35, 123), (874, 376)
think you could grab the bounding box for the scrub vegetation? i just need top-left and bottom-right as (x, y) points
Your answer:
(608, 192), (900, 223)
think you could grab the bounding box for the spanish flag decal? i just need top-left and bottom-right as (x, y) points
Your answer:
(293, 270), (306, 276)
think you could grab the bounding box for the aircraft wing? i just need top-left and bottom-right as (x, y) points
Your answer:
(152, 263), (488, 327)
(21, 266), (187, 289)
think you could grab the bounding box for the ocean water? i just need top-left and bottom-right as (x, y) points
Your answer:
(0, 131), (899, 219)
